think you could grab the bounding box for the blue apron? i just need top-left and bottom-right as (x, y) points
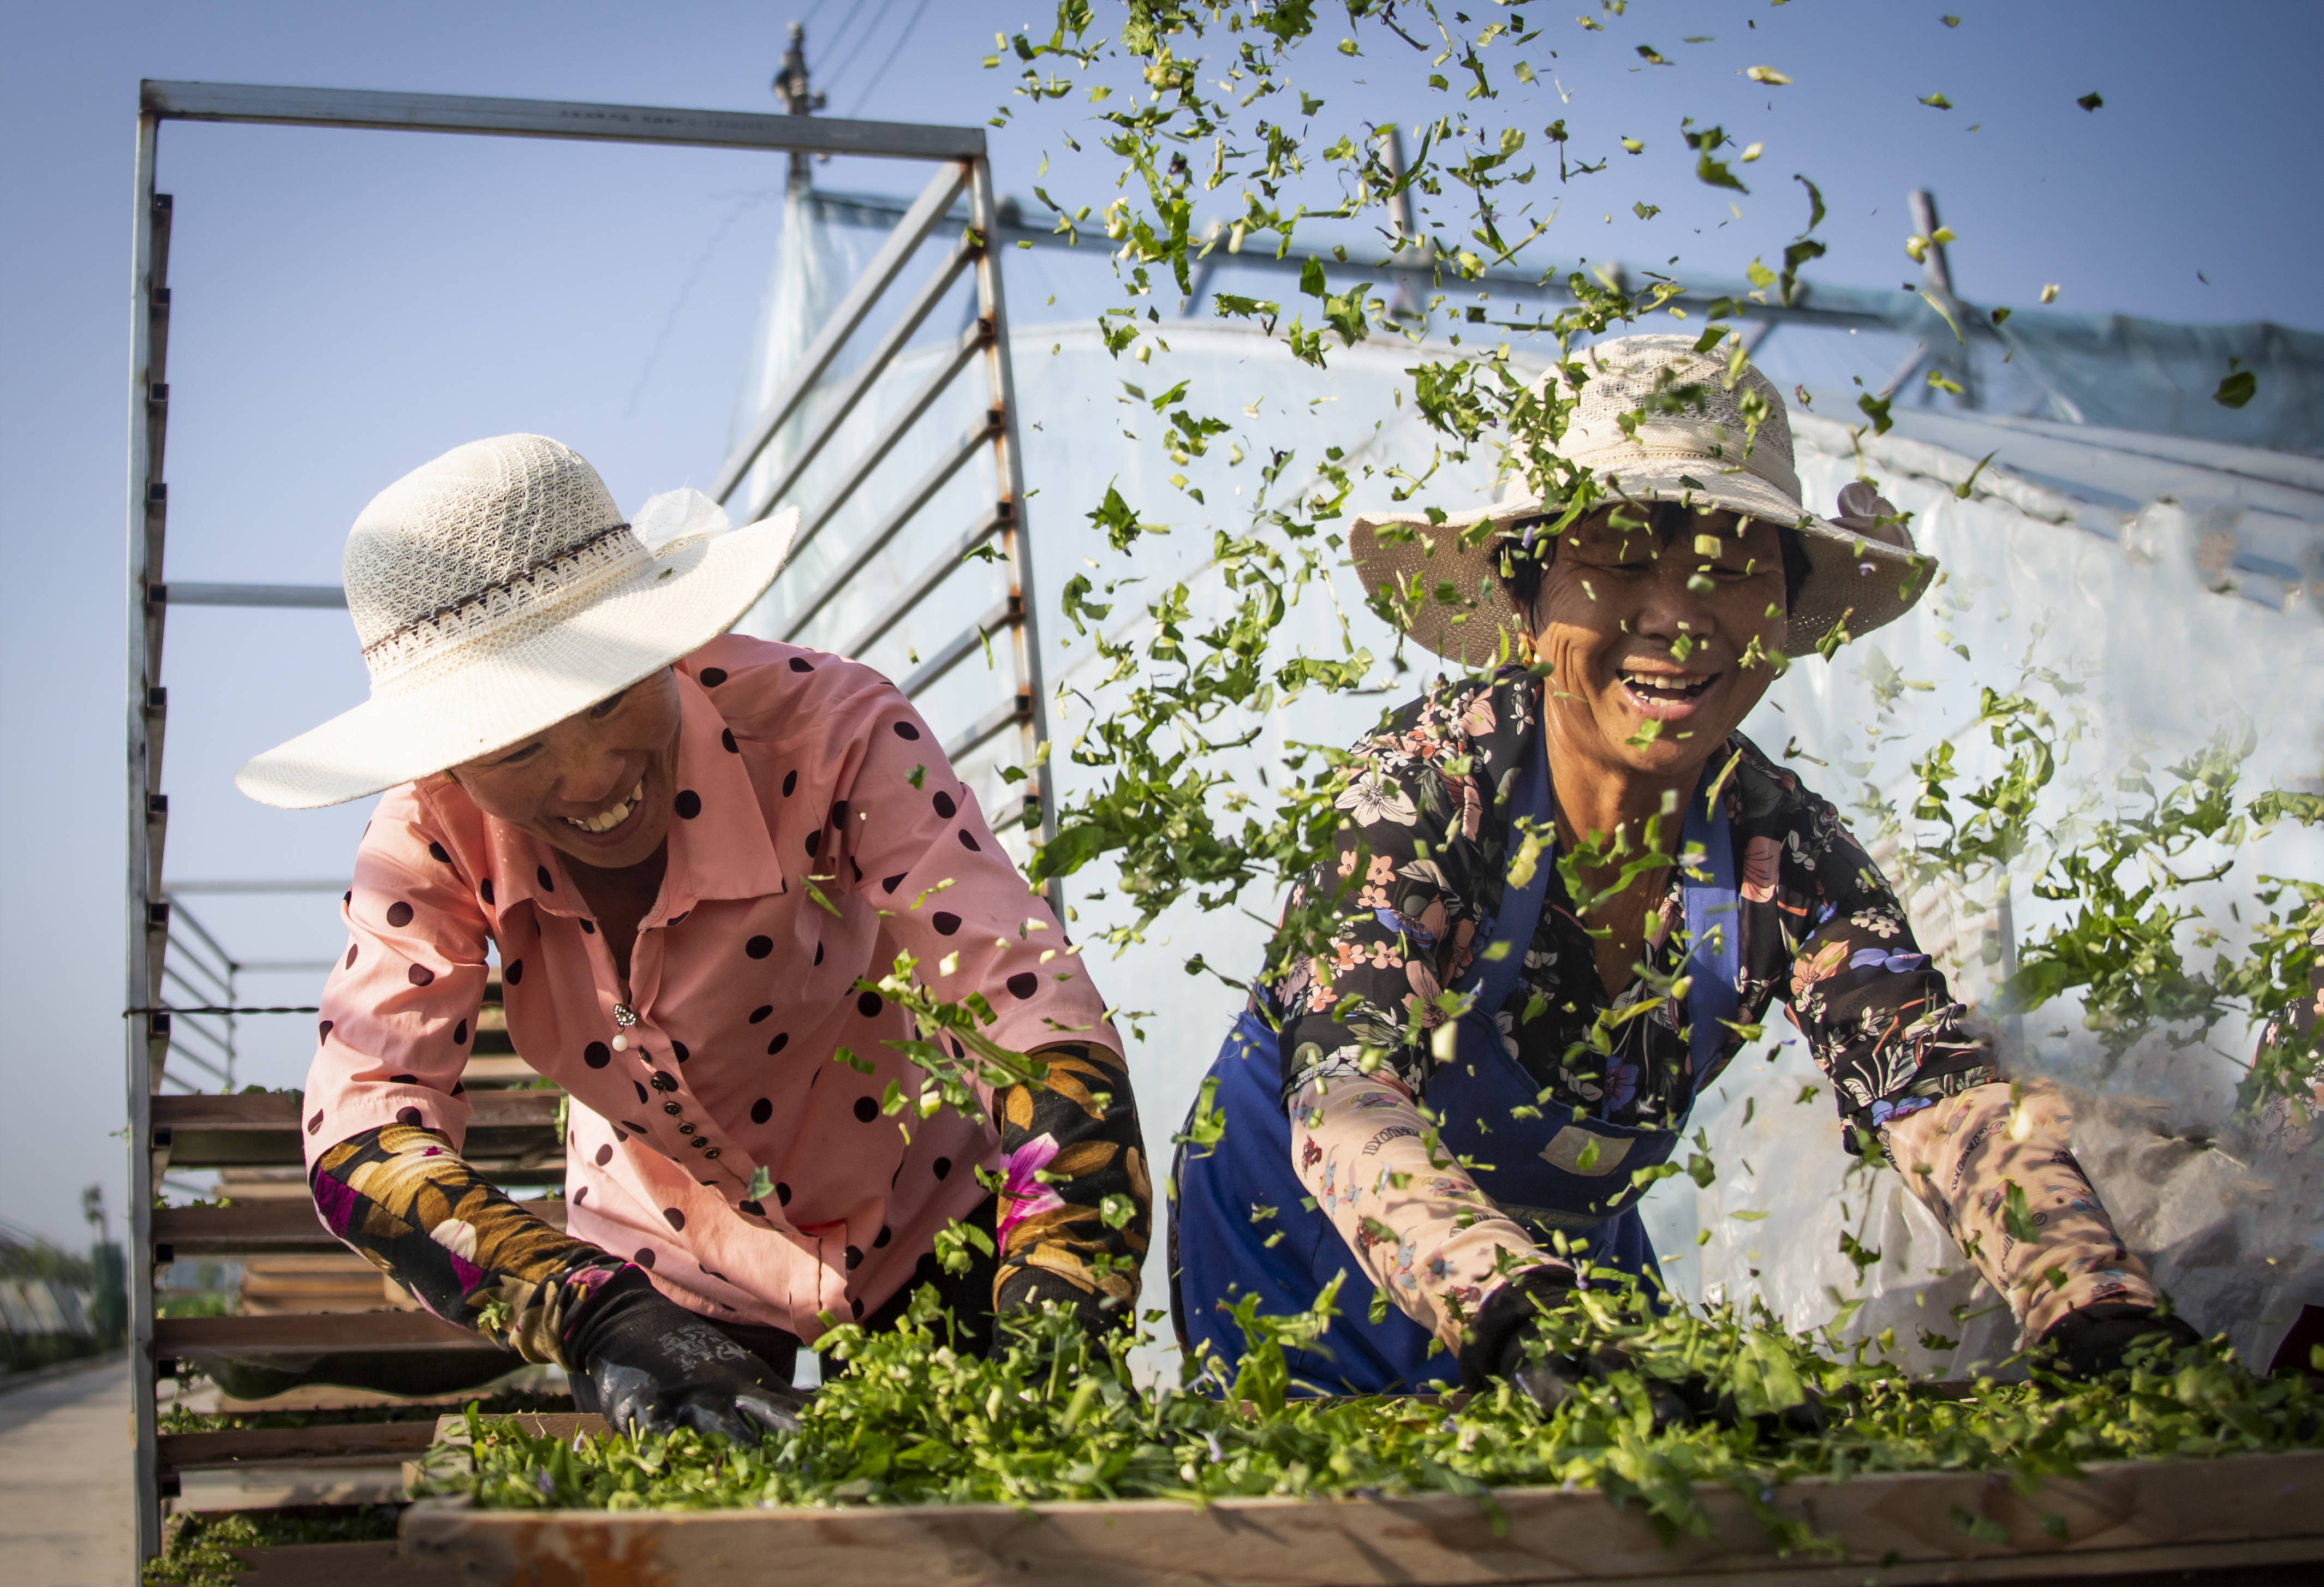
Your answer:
(1170, 735), (1741, 1394)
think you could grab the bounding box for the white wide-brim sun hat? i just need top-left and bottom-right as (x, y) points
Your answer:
(1349, 333), (1935, 664)
(236, 433), (798, 810)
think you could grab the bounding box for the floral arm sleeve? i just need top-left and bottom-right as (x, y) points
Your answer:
(1878, 1081), (2160, 1343)
(311, 1121), (625, 1365)
(1291, 1073), (1563, 1351)
(991, 1041), (1151, 1329)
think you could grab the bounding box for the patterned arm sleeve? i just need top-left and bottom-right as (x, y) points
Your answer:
(1774, 806), (1998, 1147)
(990, 1041), (1151, 1330)
(310, 1121), (624, 1365)
(1290, 1073), (1562, 1356)
(1878, 1081), (2160, 1343)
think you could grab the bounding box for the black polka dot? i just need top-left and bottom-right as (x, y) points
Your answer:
(893, 720), (920, 741)
(850, 1297), (863, 1318)
(857, 991), (884, 1018)
(397, 1107), (423, 1127)
(746, 935), (773, 959)
(933, 790), (957, 819)
(621, 1121), (647, 1136)
(386, 901), (414, 928)
(750, 1097), (773, 1124)
(317, 1019), (333, 1043)
(428, 842), (452, 864)
(849, 858), (862, 884)
(585, 1041), (611, 1069)
(674, 790), (701, 820)
(813, 942), (824, 966)
(789, 657), (813, 673)
(306, 1110), (324, 1135)
(881, 874), (905, 894)
(767, 1031), (789, 1055)
(844, 1245), (862, 1270)
(537, 865), (555, 891)
(454, 1019), (468, 1045)
(933, 911), (962, 935)
(854, 1096), (879, 1123)
(344, 945), (357, 969)
(749, 1004), (772, 1023)
(873, 1225), (892, 1249)
(803, 830), (820, 857)
(573, 1185), (588, 1204)
(776, 1181), (792, 1205)
(505, 958), (523, 985)
(408, 964), (435, 987)
(343, 890), (353, 905)
(933, 1156), (952, 1180)
(594, 1144), (613, 1166)
(633, 1080), (648, 1104)
(721, 729), (738, 754)
(958, 830), (980, 852)
(651, 1071), (676, 1093)
(634, 1249), (656, 1269)
(1006, 972), (1040, 1000)
(698, 666), (728, 688)
(782, 769), (797, 797)
(451, 1082), (466, 1098)
(390, 1073), (417, 1085)
(479, 878), (494, 905)
(579, 918), (596, 935)
(671, 1040), (689, 1064)
(664, 1207), (686, 1231)
(738, 1199), (762, 1217)
(830, 801), (849, 828)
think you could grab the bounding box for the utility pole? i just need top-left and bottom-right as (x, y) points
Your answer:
(773, 21), (827, 196)
(1908, 188), (1974, 407)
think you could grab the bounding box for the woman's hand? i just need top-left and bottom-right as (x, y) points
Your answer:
(2039, 1301), (2203, 1379)
(564, 1267), (806, 1442)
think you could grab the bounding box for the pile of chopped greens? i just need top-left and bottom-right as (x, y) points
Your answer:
(424, 1283), (2321, 1548)
(142, 1507), (399, 1587)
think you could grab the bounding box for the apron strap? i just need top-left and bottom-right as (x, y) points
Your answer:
(1462, 714), (1557, 1018)
(1677, 754), (1743, 1108)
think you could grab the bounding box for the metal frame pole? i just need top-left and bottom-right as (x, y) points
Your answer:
(123, 104), (166, 1571)
(964, 156), (1059, 882)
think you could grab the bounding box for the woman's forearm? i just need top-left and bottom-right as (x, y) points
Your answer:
(991, 1041), (1151, 1326)
(1290, 1074), (1564, 1351)
(1879, 1078), (2160, 1343)
(311, 1120), (623, 1365)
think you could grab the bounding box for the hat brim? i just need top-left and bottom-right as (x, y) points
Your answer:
(234, 509), (800, 809)
(1348, 463), (1934, 664)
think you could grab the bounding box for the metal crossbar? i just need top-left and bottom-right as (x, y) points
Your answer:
(122, 80), (1049, 1578)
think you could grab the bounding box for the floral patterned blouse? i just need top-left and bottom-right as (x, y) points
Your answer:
(1272, 666), (1998, 1141)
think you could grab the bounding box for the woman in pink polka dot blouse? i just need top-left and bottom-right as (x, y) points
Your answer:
(237, 435), (1149, 1439)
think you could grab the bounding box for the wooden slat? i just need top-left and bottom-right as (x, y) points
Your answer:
(154, 1089), (562, 1170)
(158, 1311), (514, 1358)
(154, 1197), (568, 1256)
(159, 1422), (438, 1474)
(400, 1448), (2324, 1587)
(228, 1540), (462, 1587)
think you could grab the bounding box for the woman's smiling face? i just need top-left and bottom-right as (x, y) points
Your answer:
(1526, 503), (1790, 782)
(448, 668), (683, 870)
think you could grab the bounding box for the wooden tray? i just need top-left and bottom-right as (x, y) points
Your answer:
(397, 1441), (2324, 1586)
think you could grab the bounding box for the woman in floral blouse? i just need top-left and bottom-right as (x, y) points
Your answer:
(236, 434), (1148, 1438)
(1172, 336), (2192, 1398)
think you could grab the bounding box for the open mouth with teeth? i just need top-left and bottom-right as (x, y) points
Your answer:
(564, 776), (647, 838)
(1618, 667), (1720, 720)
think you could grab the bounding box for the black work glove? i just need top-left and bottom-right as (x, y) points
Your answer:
(2039, 1301), (2202, 1379)
(563, 1266), (806, 1442)
(1464, 1269), (1696, 1433)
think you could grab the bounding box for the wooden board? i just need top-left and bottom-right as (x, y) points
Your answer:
(399, 1447), (2324, 1587)
(158, 1311), (515, 1359)
(154, 1090), (562, 1171)
(154, 1198), (568, 1258)
(159, 1422), (440, 1475)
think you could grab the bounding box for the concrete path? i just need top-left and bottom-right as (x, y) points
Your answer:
(0, 1354), (133, 1585)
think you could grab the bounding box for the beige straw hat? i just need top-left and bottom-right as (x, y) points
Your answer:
(236, 434), (797, 809)
(1349, 333), (1934, 664)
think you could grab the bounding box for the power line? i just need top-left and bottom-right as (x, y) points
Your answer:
(845, 0), (933, 118)
(820, 0), (899, 103)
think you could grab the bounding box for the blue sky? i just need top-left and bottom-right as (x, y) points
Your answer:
(1, 0), (2317, 1245)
